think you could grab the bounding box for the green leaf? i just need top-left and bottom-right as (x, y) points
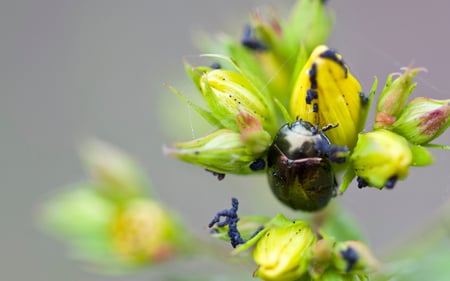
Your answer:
(273, 97), (294, 124)
(410, 144), (434, 166)
(338, 166), (356, 195)
(359, 77), (378, 133)
(166, 83), (222, 128)
(424, 143), (450, 150)
(41, 186), (115, 239)
(319, 203), (367, 242)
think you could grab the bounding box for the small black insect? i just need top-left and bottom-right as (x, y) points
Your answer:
(319, 49), (348, 77)
(266, 120), (344, 211)
(306, 89), (318, 104)
(208, 198), (263, 248)
(309, 63), (318, 90)
(313, 103), (319, 113)
(340, 246), (359, 272)
(249, 158), (266, 171)
(205, 169), (226, 181)
(210, 62), (222, 69)
(241, 24), (269, 51)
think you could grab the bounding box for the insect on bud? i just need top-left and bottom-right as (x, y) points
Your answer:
(351, 129), (413, 189)
(333, 241), (380, 274)
(290, 45), (365, 149)
(165, 129), (267, 175)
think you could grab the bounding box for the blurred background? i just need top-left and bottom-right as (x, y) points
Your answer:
(2, 0), (450, 280)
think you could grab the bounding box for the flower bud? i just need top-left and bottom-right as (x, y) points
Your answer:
(41, 187), (115, 242)
(82, 140), (145, 202)
(374, 67), (424, 129)
(165, 129), (269, 175)
(199, 68), (277, 134)
(290, 45), (364, 149)
(333, 241), (380, 274)
(236, 111), (273, 154)
(392, 97), (450, 145)
(350, 130), (413, 189)
(253, 215), (316, 281)
(288, 0), (333, 53)
(111, 199), (179, 264)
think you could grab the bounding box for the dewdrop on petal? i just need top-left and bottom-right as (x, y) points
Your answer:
(290, 45), (365, 149)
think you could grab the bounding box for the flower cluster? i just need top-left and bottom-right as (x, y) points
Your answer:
(167, 0), (449, 199)
(209, 198), (379, 281)
(344, 67), (449, 190)
(39, 0), (450, 280)
(165, 0), (450, 279)
(41, 140), (187, 271)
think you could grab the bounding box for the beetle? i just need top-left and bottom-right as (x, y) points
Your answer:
(266, 120), (342, 211)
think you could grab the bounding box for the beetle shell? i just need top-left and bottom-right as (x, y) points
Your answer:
(267, 120), (336, 211)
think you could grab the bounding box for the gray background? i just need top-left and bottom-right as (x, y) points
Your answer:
(2, 1), (450, 280)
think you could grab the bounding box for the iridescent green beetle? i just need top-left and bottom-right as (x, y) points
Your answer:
(267, 120), (345, 211)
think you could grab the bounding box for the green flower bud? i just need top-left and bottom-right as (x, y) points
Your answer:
(82, 140), (146, 202)
(165, 129), (268, 174)
(290, 45), (364, 149)
(374, 67), (424, 129)
(312, 238), (334, 263)
(333, 241), (379, 274)
(41, 187), (115, 242)
(351, 130), (413, 189)
(236, 111), (273, 154)
(288, 0), (333, 54)
(198, 68), (277, 134)
(392, 97), (450, 145)
(111, 199), (180, 264)
(253, 215), (316, 281)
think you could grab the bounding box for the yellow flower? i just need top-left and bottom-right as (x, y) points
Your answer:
(185, 63), (278, 135)
(290, 45), (364, 149)
(253, 215), (316, 281)
(350, 130), (413, 189)
(111, 199), (177, 264)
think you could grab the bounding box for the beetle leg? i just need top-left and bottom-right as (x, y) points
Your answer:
(314, 140), (348, 163)
(321, 123), (339, 132)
